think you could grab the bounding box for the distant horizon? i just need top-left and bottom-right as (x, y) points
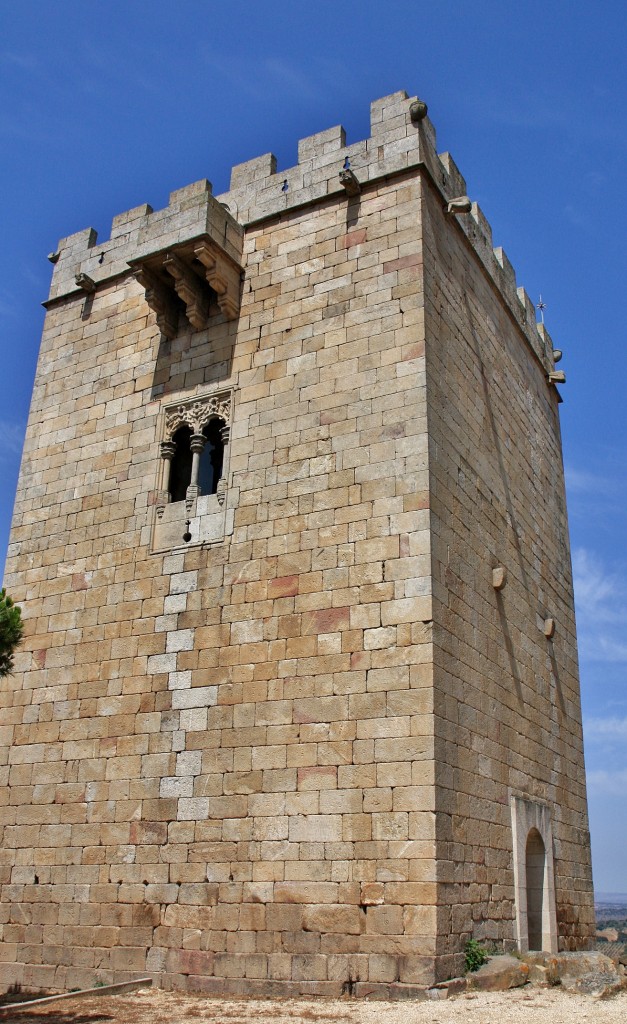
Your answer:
(594, 893), (627, 903)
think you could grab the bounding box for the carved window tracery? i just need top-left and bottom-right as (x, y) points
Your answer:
(152, 390), (234, 553)
(158, 392), (231, 515)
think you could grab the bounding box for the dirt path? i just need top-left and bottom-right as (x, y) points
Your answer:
(5, 986), (627, 1024)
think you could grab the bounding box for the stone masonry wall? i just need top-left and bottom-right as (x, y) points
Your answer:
(0, 91), (593, 997)
(420, 177), (594, 967)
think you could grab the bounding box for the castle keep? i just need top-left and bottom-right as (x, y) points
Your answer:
(1, 91), (594, 996)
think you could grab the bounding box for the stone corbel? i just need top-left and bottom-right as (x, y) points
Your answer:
(133, 265), (179, 340)
(163, 253), (210, 330)
(194, 240), (240, 321)
(339, 168), (361, 196)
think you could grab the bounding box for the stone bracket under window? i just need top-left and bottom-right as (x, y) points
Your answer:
(163, 253), (210, 330)
(133, 264), (180, 341)
(130, 235), (242, 339)
(151, 389), (234, 553)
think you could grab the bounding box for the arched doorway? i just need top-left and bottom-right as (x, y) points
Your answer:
(525, 828), (545, 950)
(511, 797), (558, 954)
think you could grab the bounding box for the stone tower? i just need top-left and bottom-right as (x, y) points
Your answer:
(1, 91), (594, 997)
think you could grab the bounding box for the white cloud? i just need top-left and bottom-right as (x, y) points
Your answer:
(263, 58), (319, 100)
(587, 769), (627, 796)
(0, 421), (25, 462)
(198, 47), (343, 105)
(585, 716), (627, 739)
(572, 547), (618, 613)
(0, 50), (39, 72)
(564, 464), (619, 498)
(593, 638), (627, 663)
(564, 462), (627, 531)
(0, 289), (19, 319)
(563, 205), (594, 231)
(573, 548), (627, 664)
(479, 88), (626, 152)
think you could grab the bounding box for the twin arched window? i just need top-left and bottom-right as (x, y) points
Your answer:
(153, 393), (232, 551)
(158, 393), (232, 514)
(168, 418), (225, 503)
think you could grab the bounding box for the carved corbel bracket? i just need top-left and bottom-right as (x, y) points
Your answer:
(132, 233), (242, 337)
(194, 240), (241, 321)
(185, 484), (199, 513)
(339, 168), (361, 196)
(163, 252), (210, 330)
(133, 265), (179, 340)
(155, 490), (171, 519)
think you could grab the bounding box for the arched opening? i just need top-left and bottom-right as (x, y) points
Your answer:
(525, 827), (545, 951)
(198, 417), (225, 496)
(168, 425), (193, 503)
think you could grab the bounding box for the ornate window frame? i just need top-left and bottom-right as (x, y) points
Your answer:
(151, 387), (234, 552)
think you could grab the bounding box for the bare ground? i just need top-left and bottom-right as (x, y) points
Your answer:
(4, 986), (627, 1024)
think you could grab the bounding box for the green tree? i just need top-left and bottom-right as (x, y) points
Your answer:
(0, 588), (23, 679)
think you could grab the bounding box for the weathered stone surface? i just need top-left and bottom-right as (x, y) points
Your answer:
(523, 951), (627, 997)
(467, 956), (530, 991)
(434, 977), (467, 995)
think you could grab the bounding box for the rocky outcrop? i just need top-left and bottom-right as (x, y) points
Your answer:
(522, 951), (627, 997)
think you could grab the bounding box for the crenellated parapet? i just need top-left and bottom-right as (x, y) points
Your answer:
(45, 90), (558, 372)
(46, 179), (244, 320)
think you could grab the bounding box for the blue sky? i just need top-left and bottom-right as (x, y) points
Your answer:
(1, 2), (625, 893)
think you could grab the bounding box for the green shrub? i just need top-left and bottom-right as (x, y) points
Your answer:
(0, 588), (23, 679)
(464, 938), (489, 972)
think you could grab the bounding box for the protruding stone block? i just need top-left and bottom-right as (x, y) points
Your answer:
(74, 272), (96, 293)
(445, 195), (472, 215)
(409, 98), (428, 122)
(492, 566), (507, 590)
(339, 168), (361, 196)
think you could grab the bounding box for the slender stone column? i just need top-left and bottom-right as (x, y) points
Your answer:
(157, 439), (176, 517)
(217, 423), (230, 505)
(186, 432), (206, 510)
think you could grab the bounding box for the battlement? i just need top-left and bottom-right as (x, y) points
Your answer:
(46, 90), (556, 371)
